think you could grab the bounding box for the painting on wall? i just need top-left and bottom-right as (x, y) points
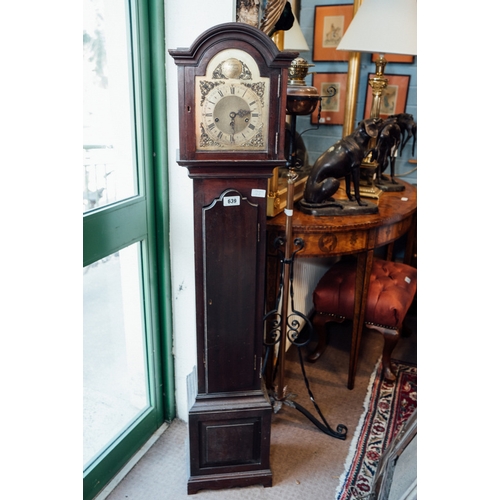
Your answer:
(313, 4), (354, 62)
(311, 73), (347, 125)
(364, 74), (411, 119)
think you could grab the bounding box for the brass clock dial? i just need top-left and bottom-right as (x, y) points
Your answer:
(196, 49), (270, 151)
(200, 82), (263, 147)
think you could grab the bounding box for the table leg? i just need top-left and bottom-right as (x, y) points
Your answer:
(404, 213), (417, 266)
(385, 242), (394, 262)
(348, 249), (374, 389)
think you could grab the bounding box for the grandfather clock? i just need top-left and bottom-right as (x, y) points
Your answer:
(169, 23), (296, 494)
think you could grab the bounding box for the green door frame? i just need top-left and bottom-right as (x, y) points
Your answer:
(149, 0), (175, 423)
(83, 0), (174, 498)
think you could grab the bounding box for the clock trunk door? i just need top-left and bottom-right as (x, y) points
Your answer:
(203, 189), (261, 394)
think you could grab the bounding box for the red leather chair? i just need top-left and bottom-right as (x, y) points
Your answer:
(309, 258), (417, 382)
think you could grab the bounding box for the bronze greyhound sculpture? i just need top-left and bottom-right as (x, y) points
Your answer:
(303, 118), (382, 207)
(371, 119), (401, 184)
(370, 113), (417, 185)
(396, 112), (417, 156)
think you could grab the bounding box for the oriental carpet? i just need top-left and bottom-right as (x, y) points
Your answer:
(335, 359), (417, 500)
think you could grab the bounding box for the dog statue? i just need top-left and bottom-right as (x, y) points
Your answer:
(369, 113), (417, 188)
(394, 112), (417, 157)
(370, 118), (402, 185)
(303, 118), (382, 207)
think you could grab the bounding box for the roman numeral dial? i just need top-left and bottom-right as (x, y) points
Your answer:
(197, 80), (267, 150)
(193, 48), (271, 152)
(200, 80), (264, 149)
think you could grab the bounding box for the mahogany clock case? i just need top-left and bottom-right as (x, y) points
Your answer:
(169, 23), (296, 494)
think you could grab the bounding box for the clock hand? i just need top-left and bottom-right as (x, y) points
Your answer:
(229, 112), (236, 132)
(230, 110), (250, 120)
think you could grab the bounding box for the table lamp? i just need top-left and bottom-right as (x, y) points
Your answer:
(266, 2), (313, 217)
(337, 0), (417, 194)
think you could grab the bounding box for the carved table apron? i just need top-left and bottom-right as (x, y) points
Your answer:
(266, 181), (417, 389)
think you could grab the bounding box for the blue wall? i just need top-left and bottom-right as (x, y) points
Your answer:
(296, 0), (417, 184)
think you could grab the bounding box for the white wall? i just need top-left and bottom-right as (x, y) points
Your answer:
(164, 1), (235, 422)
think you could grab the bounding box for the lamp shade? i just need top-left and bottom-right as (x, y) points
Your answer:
(336, 0), (417, 56)
(284, 7), (309, 52)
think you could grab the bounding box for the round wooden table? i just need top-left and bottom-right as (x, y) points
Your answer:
(266, 181), (417, 389)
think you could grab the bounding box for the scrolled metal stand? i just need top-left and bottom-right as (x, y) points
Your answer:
(263, 234), (347, 440)
(262, 94), (347, 440)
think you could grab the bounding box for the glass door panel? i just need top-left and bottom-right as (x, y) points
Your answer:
(82, 0), (170, 496)
(83, 0), (137, 212)
(83, 243), (149, 468)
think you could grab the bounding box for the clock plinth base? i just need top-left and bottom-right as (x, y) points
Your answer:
(187, 394), (272, 495)
(188, 469), (273, 495)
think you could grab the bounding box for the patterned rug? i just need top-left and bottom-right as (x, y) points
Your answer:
(335, 358), (417, 500)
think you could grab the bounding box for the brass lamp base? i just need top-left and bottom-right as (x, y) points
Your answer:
(357, 53), (387, 201)
(357, 163), (383, 199)
(358, 182), (383, 199)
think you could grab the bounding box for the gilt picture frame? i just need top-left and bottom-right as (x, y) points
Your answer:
(364, 74), (411, 119)
(371, 53), (415, 64)
(313, 4), (354, 62)
(311, 73), (347, 125)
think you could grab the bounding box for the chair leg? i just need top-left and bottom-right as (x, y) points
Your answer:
(307, 312), (331, 363)
(401, 317), (413, 338)
(366, 324), (400, 382)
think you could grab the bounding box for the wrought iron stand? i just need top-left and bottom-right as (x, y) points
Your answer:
(263, 70), (347, 439)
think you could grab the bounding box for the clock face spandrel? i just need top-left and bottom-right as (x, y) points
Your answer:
(195, 49), (270, 151)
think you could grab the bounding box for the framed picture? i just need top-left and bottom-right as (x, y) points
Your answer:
(364, 74), (410, 119)
(311, 73), (347, 125)
(371, 53), (415, 64)
(313, 4), (354, 62)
